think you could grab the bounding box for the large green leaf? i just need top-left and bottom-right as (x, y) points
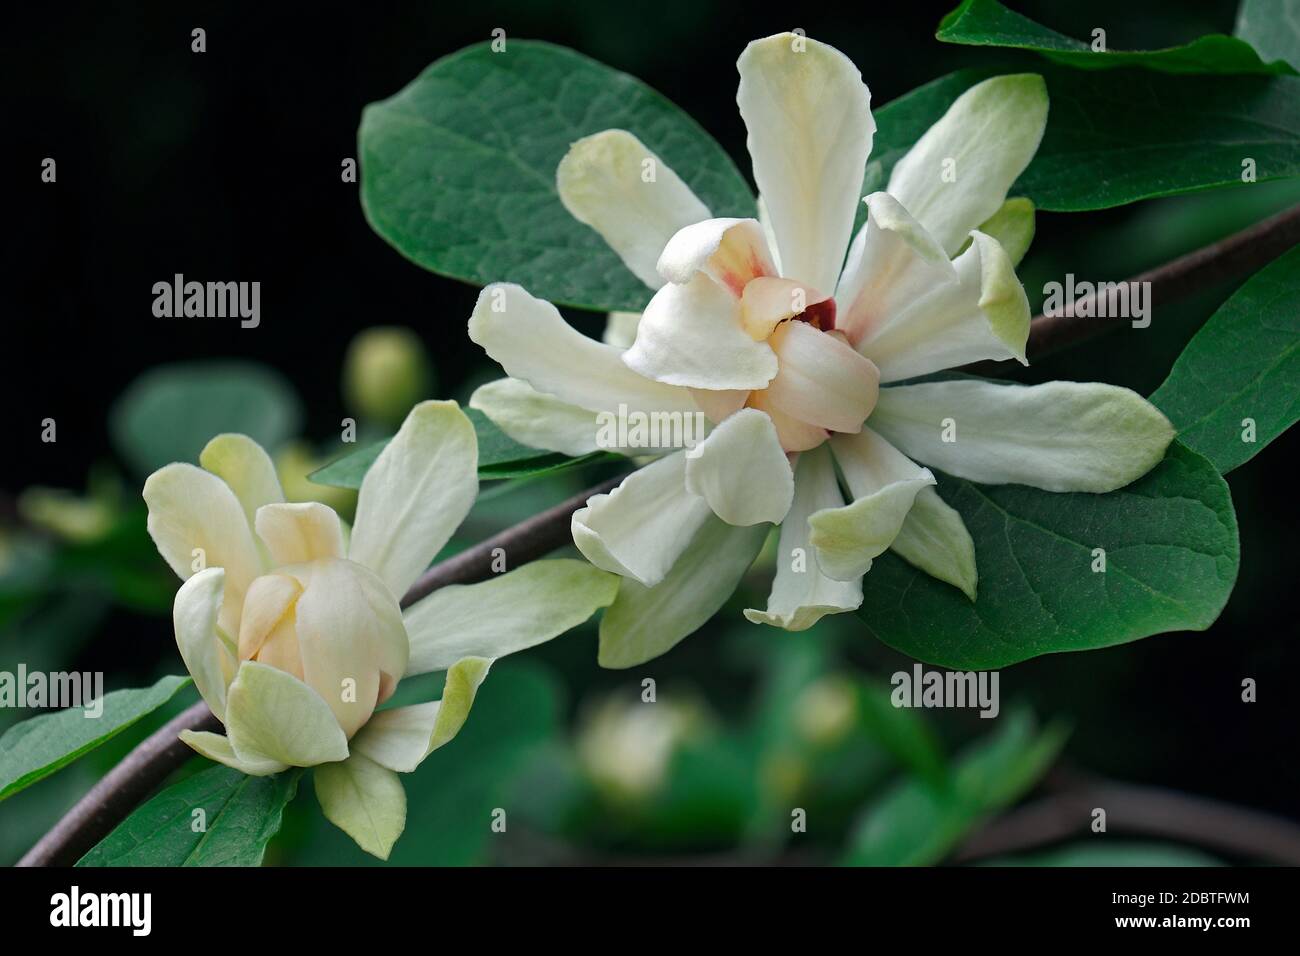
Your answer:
(78, 766), (299, 866)
(1150, 243), (1300, 473)
(843, 709), (1065, 866)
(856, 442), (1238, 669)
(937, 0), (1294, 75)
(871, 66), (1300, 213)
(1236, 0), (1300, 73)
(0, 675), (191, 801)
(110, 362), (303, 477)
(360, 40), (755, 314)
(309, 407), (615, 489)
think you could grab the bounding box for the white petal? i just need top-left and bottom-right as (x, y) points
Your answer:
(403, 559), (619, 677)
(292, 558), (408, 738)
(143, 463), (263, 637)
(744, 446), (863, 630)
(225, 660), (350, 768)
(835, 192), (957, 349)
(556, 129), (711, 290)
(469, 283), (699, 416)
(179, 729), (288, 777)
(571, 452), (712, 588)
(603, 311), (642, 349)
(623, 274), (778, 390)
(737, 32), (875, 293)
(255, 502), (345, 567)
(172, 567), (232, 721)
(807, 428), (935, 581)
(886, 74), (1048, 256)
(470, 378), (602, 457)
(199, 433), (284, 528)
(655, 218), (776, 294)
(684, 408), (794, 525)
(349, 400), (478, 600)
(857, 231), (1030, 382)
(599, 517), (768, 668)
(870, 379), (1176, 493)
(763, 321), (880, 433)
(351, 657), (491, 772)
(889, 485), (978, 600)
(314, 753), (406, 860)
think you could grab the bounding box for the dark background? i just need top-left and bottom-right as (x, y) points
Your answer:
(3, 0), (1296, 862)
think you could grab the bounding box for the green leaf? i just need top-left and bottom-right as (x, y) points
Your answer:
(980, 842), (1223, 866)
(1236, 0), (1300, 73)
(871, 66), (1300, 214)
(937, 0), (1294, 75)
(78, 766), (300, 866)
(110, 361), (303, 477)
(1150, 243), (1300, 473)
(856, 442), (1238, 669)
(857, 680), (948, 789)
(359, 40), (755, 314)
(0, 675), (191, 802)
(843, 709), (1065, 866)
(309, 406), (616, 488)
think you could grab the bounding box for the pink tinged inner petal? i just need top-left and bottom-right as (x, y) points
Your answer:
(656, 218), (776, 295)
(747, 389), (827, 452)
(689, 386), (750, 423)
(740, 276), (835, 340)
(761, 321), (880, 435)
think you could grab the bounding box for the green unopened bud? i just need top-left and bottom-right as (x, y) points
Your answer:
(343, 327), (432, 426)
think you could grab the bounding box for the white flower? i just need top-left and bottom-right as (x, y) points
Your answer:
(143, 401), (617, 857)
(468, 33), (1173, 665)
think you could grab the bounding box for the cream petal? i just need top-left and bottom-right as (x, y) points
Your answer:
(683, 408), (794, 526)
(314, 753), (406, 860)
(807, 428), (935, 581)
(603, 310), (642, 348)
(764, 321), (880, 433)
(199, 433), (284, 529)
(179, 730), (288, 777)
(835, 191), (957, 349)
(172, 567), (233, 722)
(886, 74), (1048, 256)
(737, 32), (875, 293)
(255, 502), (345, 567)
(623, 274), (779, 390)
(349, 400), (478, 601)
(292, 558), (408, 738)
(857, 231), (1030, 382)
(744, 446), (863, 630)
(351, 657), (491, 772)
(556, 129), (712, 290)
(888, 485), (978, 600)
(599, 517), (768, 668)
(689, 386), (750, 424)
(747, 389), (828, 452)
(470, 378), (603, 456)
(870, 379), (1176, 493)
(571, 451), (713, 588)
(403, 559), (619, 677)
(469, 283), (699, 416)
(741, 276), (834, 341)
(655, 218), (776, 295)
(225, 660), (350, 768)
(143, 463), (263, 636)
(976, 196), (1035, 267)
(236, 572), (302, 662)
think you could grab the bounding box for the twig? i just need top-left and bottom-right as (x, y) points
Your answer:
(16, 474), (626, 867)
(967, 202), (1300, 374)
(952, 775), (1300, 866)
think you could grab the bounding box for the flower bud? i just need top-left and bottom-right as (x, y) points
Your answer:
(343, 327), (433, 426)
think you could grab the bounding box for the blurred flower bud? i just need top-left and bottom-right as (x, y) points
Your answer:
(343, 327), (432, 426)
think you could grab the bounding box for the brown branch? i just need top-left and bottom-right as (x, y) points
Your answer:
(967, 202), (1300, 374)
(952, 775), (1300, 866)
(16, 473), (626, 867)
